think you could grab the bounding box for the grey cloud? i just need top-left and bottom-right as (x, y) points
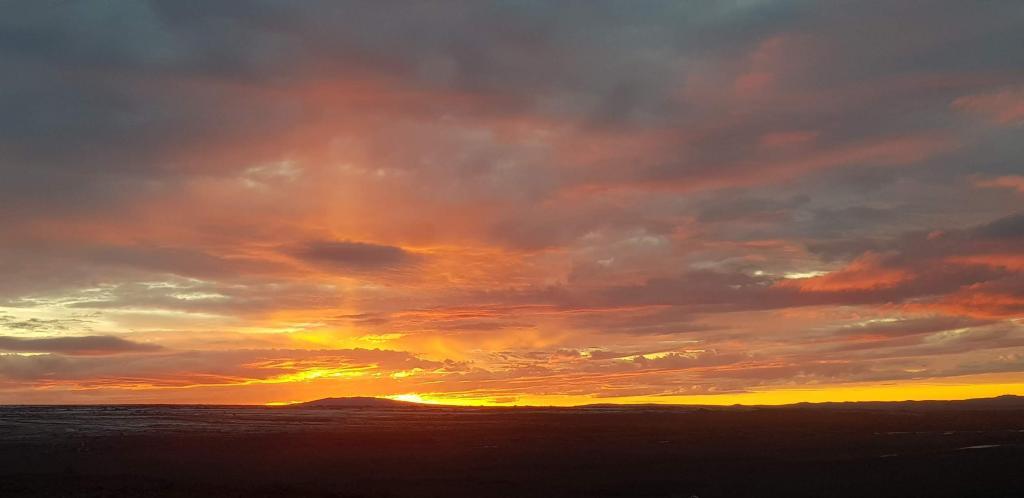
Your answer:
(828, 322), (1024, 359)
(61, 280), (342, 316)
(291, 240), (413, 270)
(0, 315), (95, 334)
(809, 212), (1024, 269)
(696, 194), (810, 223)
(0, 335), (162, 356)
(832, 316), (992, 338)
(0, 347), (442, 383)
(0, 243), (295, 303)
(4, 0), (1020, 204)
(467, 212), (1024, 317)
(974, 213), (1024, 239)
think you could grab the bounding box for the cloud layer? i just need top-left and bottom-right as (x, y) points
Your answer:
(0, 0), (1022, 404)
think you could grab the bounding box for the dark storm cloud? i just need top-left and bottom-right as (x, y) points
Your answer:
(0, 335), (161, 355)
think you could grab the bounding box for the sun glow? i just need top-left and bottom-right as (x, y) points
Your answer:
(386, 394), (439, 404)
(359, 375), (1024, 408)
(267, 367), (371, 383)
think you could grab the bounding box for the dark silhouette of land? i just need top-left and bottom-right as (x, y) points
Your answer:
(1, 396), (1022, 497)
(296, 396), (422, 408)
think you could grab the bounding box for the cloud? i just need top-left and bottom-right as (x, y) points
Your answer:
(0, 347), (444, 386)
(974, 175), (1024, 194)
(696, 194), (810, 223)
(0, 335), (162, 356)
(952, 87), (1024, 125)
(0, 315), (94, 333)
(780, 252), (911, 292)
(831, 316), (992, 338)
(291, 240), (414, 271)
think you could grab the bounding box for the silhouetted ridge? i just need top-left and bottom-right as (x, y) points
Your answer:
(294, 397), (421, 408)
(289, 394), (1024, 410)
(782, 394), (1024, 411)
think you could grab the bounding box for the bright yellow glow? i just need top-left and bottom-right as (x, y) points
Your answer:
(266, 367), (370, 383)
(389, 368), (422, 379)
(783, 270), (829, 279)
(387, 393), (440, 404)
(376, 377), (1024, 407)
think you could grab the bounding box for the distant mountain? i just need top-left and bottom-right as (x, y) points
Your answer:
(566, 395), (1024, 412)
(781, 394), (1024, 411)
(293, 397), (423, 408)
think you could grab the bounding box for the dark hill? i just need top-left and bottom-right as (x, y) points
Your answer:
(292, 397), (422, 408)
(782, 395), (1024, 412)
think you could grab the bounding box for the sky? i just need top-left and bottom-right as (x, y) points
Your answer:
(1, 0), (1023, 406)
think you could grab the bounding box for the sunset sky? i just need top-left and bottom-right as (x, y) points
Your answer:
(1, 1), (1023, 405)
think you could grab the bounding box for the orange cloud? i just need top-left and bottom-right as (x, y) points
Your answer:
(780, 253), (911, 292)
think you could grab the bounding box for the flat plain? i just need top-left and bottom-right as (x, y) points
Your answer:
(1, 401), (1022, 497)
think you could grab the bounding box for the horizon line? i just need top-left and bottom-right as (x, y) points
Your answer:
(2, 393), (1021, 409)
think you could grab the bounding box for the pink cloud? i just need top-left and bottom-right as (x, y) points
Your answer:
(974, 175), (1024, 194)
(952, 87), (1024, 125)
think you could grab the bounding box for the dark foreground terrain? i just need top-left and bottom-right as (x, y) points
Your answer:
(1, 398), (1023, 497)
